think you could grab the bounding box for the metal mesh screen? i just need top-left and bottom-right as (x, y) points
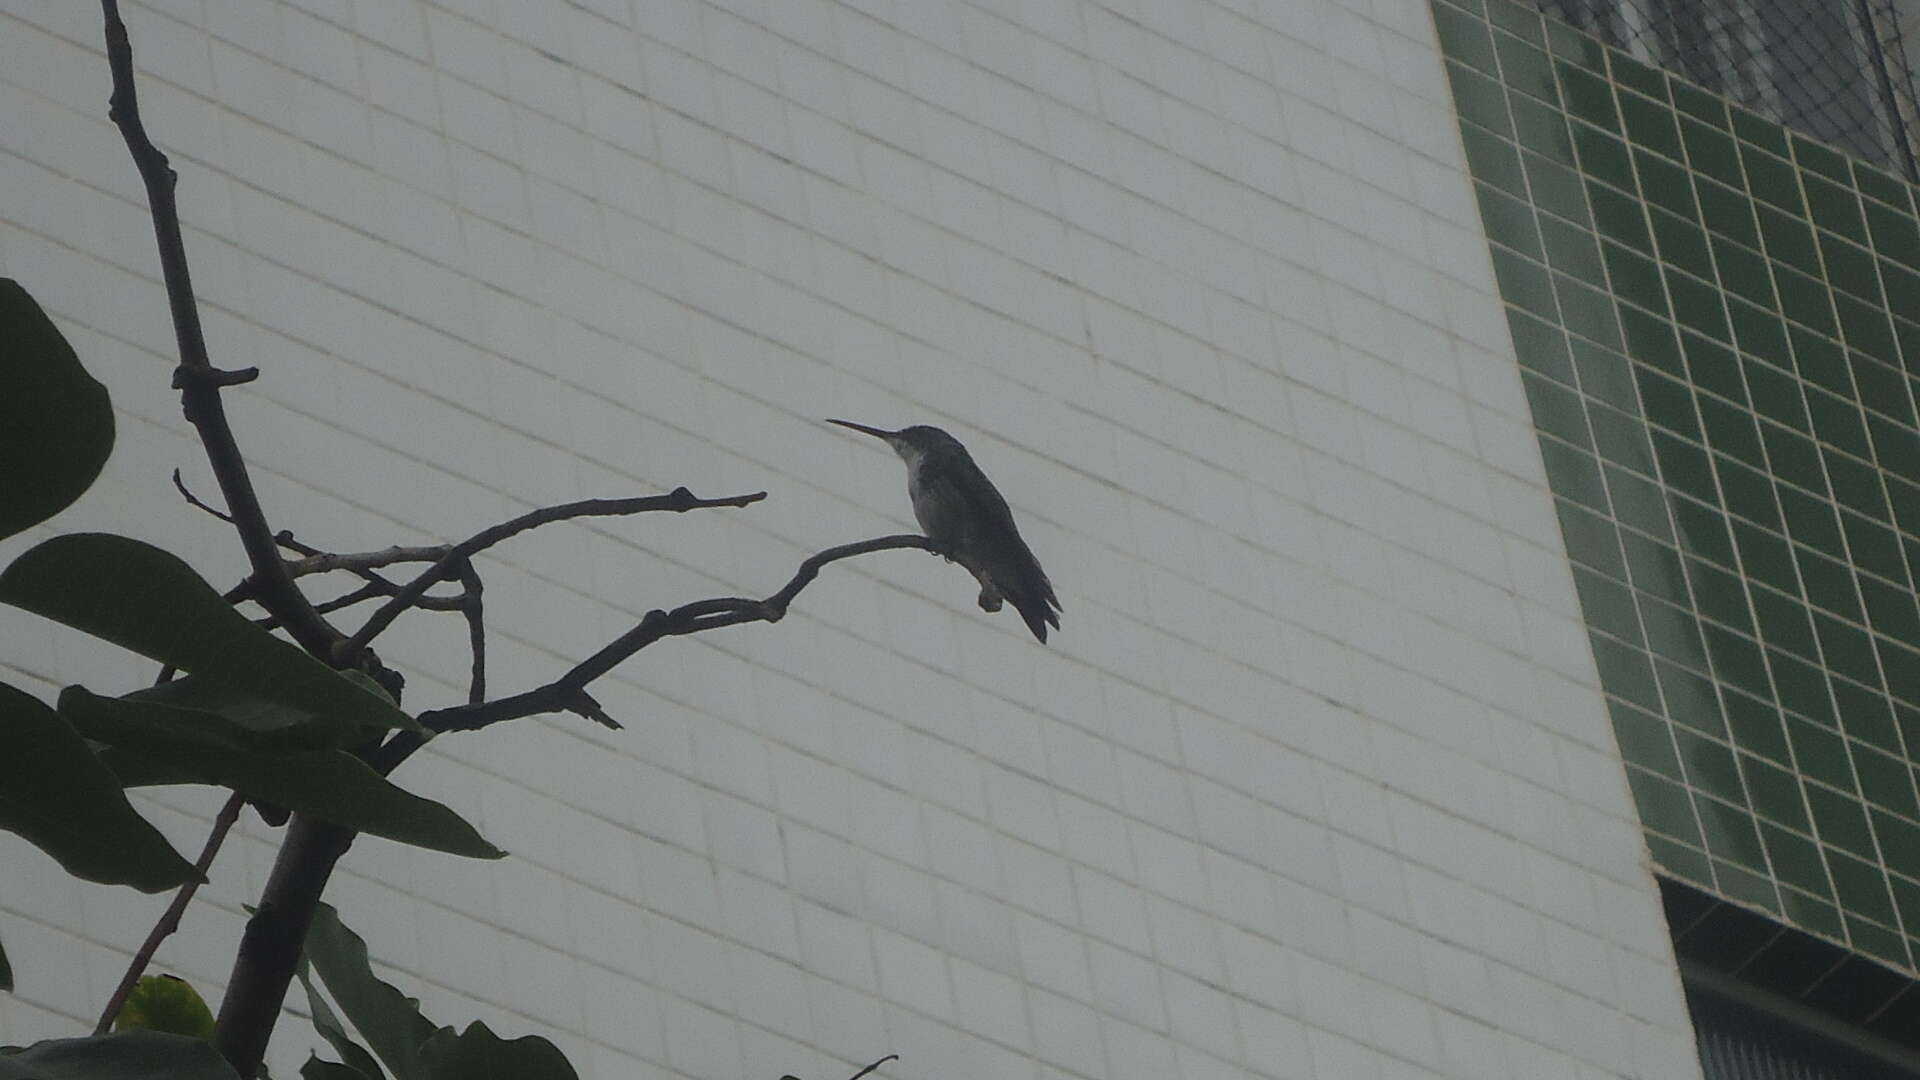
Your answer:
(1534, 0), (1920, 179)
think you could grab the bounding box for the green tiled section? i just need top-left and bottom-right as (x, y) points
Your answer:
(1433, 0), (1920, 973)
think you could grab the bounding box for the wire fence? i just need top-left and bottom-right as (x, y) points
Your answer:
(1535, 0), (1920, 181)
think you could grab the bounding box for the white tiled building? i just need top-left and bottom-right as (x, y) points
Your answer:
(0, 2), (1702, 1078)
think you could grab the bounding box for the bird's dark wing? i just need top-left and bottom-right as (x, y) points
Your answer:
(947, 450), (1061, 641)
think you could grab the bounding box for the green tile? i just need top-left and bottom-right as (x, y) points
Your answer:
(1720, 457), (1783, 532)
(1491, 247), (1557, 320)
(1733, 107), (1790, 157)
(1808, 783), (1877, 859)
(1432, 2), (1500, 74)
(1727, 690), (1792, 766)
(1593, 632), (1663, 712)
(1777, 484), (1841, 553)
(1752, 585), (1820, 662)
(1556, 273), (1623, 349)
(1556, 61), (1619, 132)
(1485, 0), (1543, 42)
(1649, 835), (1715, 885)
(1477, 182), (1544, 259)
(1622, 308), (1686, 378)
(1573, 122), (1635, 192)
(1730, 299), (1793, 369)
(1877, 424), (1920, 492)
(1541, 438), (1608, 511)
(1508, 306), (1574, 383)
(1874, 810), (1920, 879)
(1762, 821), (1830, 895)
(1745, 361), (1810, 432)
(1792, 135), (1851, 184)
(1716, 860), (1782, 914)
(1705, 623), (1771, 701)
(1668, 271), (1730, 343)
(1805, 387), (1871, 458)
(1523, 371), (1590, 446)
(1798, 547), (1863, 619)
(1618, 88), (1682, 160)
(1547, 19), (1605, 70)
(1889, 475), (1920, 533)
(1544, 210), (1610, 283)
(1611, 698), (1682, 778)
(1712, 238), (1774, 308)
(1683, 121), (1743, 191)
(1462, 124), (1528, 198)
(1683, 331), (1745, 404)
(1834, 674), (1902, 752)
(1854, 160), (1913, 212)
(1785, 711), (1853, 786)
(1847, 511), (1910, 586)
(1698, 395), (1763, 468)
(1524, 151), (1591, 225)
(1789, 326), (1850, 396)
(1805, 172), (1868, 244)
(1592, 404), (1656, 472)
(1623, 530), (1687, 595)
(1866, 200), (1920, 270)
(1610, 464), (1673, 540)
(1857, 751), (1920, 817)
(1763, 424), (1828, 495)
(1575, 564), (1645, 645)
(1883, 260), (1920, 313)
(1590, 182), (1653, 253)
(1780, 885), (1845, 937)
(1773, 263), (1837, 336)
(1608, 50), (1668, 101)
(1559, 497), (1627, 577)
(1819, 232), (1883, 304)
(1813, 614), (1880, 687)
(1652, 208), (1713, 279)
(1837, 293), (1900, 366)
(1639, 368), (1700, 439)
(1886, 641), (1920, 709)
(1604, 240), (1666, 314)
(1572, 338), (1639, 413)
(1732, 521), (1797, 595)
(1449, 60), (1513, 136)
(1509, 92), (1575, 163)
(1685, 540), (1747, 605)
(1671, 80), (1729, 129)
(1861, 575), (1920, 644)
(1697, 178), (1759, 248)
(1894, 878), (1920, 937)
(1495, 32), (1560, 106)
(1828, 453), (1890, 520)
(1898, 319), (1920, 374)
(1662, 656), (1729, 735)
(1697, 794), (1767, 864)
(1845, 913), (1911, 967)
(1641, 589), (1708, 665)
(1743, 144), (1804, 214)
(1637, 149), (1696, 219)
(1758, 204), (1821, 276)
(1828, 847), (1899, 923)
(1777, 649), (1841, 727)
(1854, 359), (1915, 425)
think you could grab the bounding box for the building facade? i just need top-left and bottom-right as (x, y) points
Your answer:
(1, 0), (1912, 1076)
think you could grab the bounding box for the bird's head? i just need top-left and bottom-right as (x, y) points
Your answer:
(826, 419), (964, 465)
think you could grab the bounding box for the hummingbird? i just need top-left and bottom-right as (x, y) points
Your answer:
(828, 419), (1061, 642)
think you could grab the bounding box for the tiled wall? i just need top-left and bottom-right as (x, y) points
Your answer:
(2, 2), (1704, 1077)
(1436, 0), (1920, 973)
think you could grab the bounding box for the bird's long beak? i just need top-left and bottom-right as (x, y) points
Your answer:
(826, 418), (895, 441)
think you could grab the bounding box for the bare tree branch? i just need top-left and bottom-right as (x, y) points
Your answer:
(456, 558), (485, 705)
(339, 486), (768, 660)
(103, 2), (338, 659)
(94, 791), (244, 1035)
(848, 1054), (901, 1080)
(367, 534), (940, 774)
(284, 545), (451, 578)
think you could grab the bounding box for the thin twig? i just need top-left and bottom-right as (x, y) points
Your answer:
(368, 534), (939, 773)
(284, 545), (450, 577)
(456, 558), (485, 705)
(339, 487), (768, 660)
(93, 791), (244, 1035)
(847, 1054), (900, 1080)
(105, 2), (338, 658)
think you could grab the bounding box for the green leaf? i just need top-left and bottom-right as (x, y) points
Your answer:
(297, 954), (387, 1080)
(0, 683), (197, 892)
(304, 902), (439, 1080)
(0, 1031), (239, 1080)
(417, 1022), (578, 1080)
(63, 688), (502, 859)
(0, 279), (115, 541)
(112, 974), (215, 1040)
(303, 1057), (378, 1080)
(0, 534), (421, 734)
(127, 676), (360, 749)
